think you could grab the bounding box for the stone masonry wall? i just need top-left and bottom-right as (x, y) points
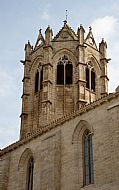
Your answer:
(0, 93), (119, 190)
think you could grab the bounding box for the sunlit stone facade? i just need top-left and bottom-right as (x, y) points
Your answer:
(0, 22), (119, 190)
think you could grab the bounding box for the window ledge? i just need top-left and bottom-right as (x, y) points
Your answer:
(86, 88), (96, 94)
(56, 84), (73, 86)
(81, 184), (95, 190)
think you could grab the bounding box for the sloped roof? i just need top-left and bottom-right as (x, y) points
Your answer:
(52, 21), (78, 41)
(34, 29), (45, 50)
(85, 27), (98, 50)
(1, 91), (119, 156)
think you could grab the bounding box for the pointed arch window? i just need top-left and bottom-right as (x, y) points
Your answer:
(27, 156), (34, 190)
(57, 55), (73, 85)
(83, 130), (94, 186)
(35, 67), (43, 93)
(66, 63), (73, 84)
(57, 64), (64, 84)
(86, 67), (89, 89)
(35, 70), (39, 93)
(91, 70), (95, 92)
(40, 67), (43, 90)
(86, 64), (95, 92)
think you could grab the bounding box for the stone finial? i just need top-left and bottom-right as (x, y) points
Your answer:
(24, 40), (32, 60)
(77, 24), (85, 44)
(101, 38), (107, 48)
(99, 38), (107, 58)
(63, 20), (67, 26)
(45, 26), (53, 45)
(89, 26), (92, 32)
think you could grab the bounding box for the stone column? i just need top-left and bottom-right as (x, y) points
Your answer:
(99, 39), (110, 97)
(77, 25), (87, 108)
(41, 44), (53, 126)
(20, 42), (32, 139)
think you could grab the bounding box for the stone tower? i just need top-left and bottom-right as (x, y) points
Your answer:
(20, 21), (109, 139)
(1, 20), (119, 190)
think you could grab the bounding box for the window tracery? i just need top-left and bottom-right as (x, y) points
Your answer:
(57, 55), (73, 85)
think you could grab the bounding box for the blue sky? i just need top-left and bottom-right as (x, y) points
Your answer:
(0, 0), (119, 149)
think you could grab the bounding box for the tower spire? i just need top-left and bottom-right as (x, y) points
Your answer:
(66, 9), (68, 22)
(63, 10), (68, 25)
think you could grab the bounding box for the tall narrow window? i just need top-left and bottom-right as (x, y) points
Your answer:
(57, 55), (73, 85)
(86, 68), (89, 89)
(27, 157), (34, 190)
(86, 65), (96, 92)
(91, 70), (95, 92)
(66, 64), (73, 84)
(35, 71), (39, 93)
(57, 64), (64, 84)
(40, 67), (43, 90)
(35, 67), (43, 93)
(83, 130), (94, 186)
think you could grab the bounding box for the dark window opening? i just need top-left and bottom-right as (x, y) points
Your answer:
(27, 157), (34, 190)
(86, 68), (89, 89)
(57, 56), (73, 85)
(40, 68), (43, 90)
(91, 70), (95, 92)
(62, 55), (68, 61)
(35, 68), (43, 93)
(66, 64), (73, 84)
(57, 64), (64, 84)
(35, 71), (39, 93)
(83, 130), (94, 186)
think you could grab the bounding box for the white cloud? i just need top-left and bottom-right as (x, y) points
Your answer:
(90, 16), (118, 43)
(41, 11), (50, 20)
(88, 16), (119, 92)
(112, 2), (119, 14)
(39, 3), (51, 21)
(108, 41), (119, 92)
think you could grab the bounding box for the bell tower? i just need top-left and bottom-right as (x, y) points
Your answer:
(20, 22), (110, 139)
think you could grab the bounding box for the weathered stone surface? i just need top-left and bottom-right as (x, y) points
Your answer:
(0, 22), (119, 190)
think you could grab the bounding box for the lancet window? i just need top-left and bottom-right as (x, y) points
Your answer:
(35, 67), (43, 93)
(86, 63), (95, 92)
(83, 130), (94, 186)
(57, 55), (73, 85)
(26, 156), (34, 190)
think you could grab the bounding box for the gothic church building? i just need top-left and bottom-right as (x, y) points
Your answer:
(0, 21), (119, 190)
